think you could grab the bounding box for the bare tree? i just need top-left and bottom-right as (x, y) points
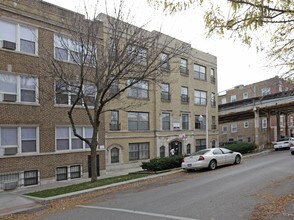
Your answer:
(39, 0), (189, 182)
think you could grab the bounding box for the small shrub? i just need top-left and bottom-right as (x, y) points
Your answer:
(141, 155), (183, 171)
(224, 142), (257, 154)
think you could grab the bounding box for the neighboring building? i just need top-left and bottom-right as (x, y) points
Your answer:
(0, 0), (106, 190)
(0, 0), (218, 188)
(218, 76), (294, 147)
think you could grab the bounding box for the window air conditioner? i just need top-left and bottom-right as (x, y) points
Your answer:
(3, 181), (18, 190)
(2, 40), (16, 50)
(3, 94), (17, 102)
(4, 147), (18, 155)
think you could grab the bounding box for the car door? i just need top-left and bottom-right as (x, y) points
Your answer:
(220, 148), (235, 164)
(212, 148), (226, 165)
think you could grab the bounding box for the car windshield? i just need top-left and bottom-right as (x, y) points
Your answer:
(191, 149), (210, 156)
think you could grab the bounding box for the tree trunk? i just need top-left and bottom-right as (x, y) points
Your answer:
(90, 144), (98, 182)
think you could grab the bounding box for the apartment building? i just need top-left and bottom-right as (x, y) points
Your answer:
(0, 0), (106, 190)
(100, 15), (218, 171)
(0, 0), (218, 188)
(219, 76), (294, 146)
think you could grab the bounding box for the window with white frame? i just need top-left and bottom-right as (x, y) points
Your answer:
(181, 86), (189, 103)
(221, 97), (227, 104)
(181, 113), (189, 130)
(222, 126), (227, 134)
(127, 79), (148, 99)
(162, 112), (171, 130)
(128, 112), (149, 131)
(180, 58), (188, 74)
(127, 45), (148, 66)
(237, 136), (243, 142)
(0, 19), (37, 54)
(161, 83), (170, 101)
(194, 90), (207, 105)
(243, 92), (249, 99)
(194, 64), (206, 80)
(54, 34), (80, 63)
(261, 87), (271, 96)
(231, 123), (237, 133)
(55, 80), (95, 106)
(230, 95), (237, 102)
(160, 52), (169, 69)
(129, 142), (149, 160)
(244, 121), (249, 128)
(0, 126), (38, 155)
(0, 72), (38, 103)
(280, 115), (284, 126)
(55, 127), (93, 151)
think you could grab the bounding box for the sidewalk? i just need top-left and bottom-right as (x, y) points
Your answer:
(0, 167), (144, 217)
(0, 150), (273, 218)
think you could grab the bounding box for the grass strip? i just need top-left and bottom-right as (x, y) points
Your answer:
(26, 173), (150, 198)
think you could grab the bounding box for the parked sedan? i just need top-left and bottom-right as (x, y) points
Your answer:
(273, 137), (294, 150)
(182, 148), (242, 171)
(291, 146), (294, 155)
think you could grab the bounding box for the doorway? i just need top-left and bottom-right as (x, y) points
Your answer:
(169, 140), (182, 156)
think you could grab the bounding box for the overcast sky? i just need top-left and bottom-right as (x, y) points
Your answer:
(44, 0), (277, 92)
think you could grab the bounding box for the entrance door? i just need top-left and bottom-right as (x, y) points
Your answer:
(88, 155), (100, 178)
(169, 140), (182, 156)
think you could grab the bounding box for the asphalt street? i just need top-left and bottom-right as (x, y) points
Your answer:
(40, 150), (294, 220)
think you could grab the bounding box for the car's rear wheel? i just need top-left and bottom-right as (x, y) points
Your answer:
(234, 155), (241, 164)
(209, 160), (217, 170)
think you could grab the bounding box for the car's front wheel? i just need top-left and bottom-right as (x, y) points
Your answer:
(234, 155), (241, 164)
(209, 160), (217, 170)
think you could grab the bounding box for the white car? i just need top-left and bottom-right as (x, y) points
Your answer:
(182, 148), (242, 171)
(273, 137), (294, 150)
(291, 146), (294, 155)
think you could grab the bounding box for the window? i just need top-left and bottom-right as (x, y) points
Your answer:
(213, 148), (223, 155)
(56, 127), (93, 151)
(162, 113), (171, 130)
(0, 126), (38, 155)
(194, 90), (207, 105)
(110, 111), (120, 131)
(212, 140), (216, 148)
(0, 20), (37, 54)
(110, 78), (119, 96)
(127, 45), (147, 65)
(160, 53), (169, 70)
(222, 126), (227, 134)
(0, 72), (38, 103)
(111, 147), (119, 163)
(231, 123), (237, 133)
(161, 83), (170, 101)
(129, 143), (149, 160)
(194, 64), (206, 80)
(180, 58), (188, 74)
(230, 95), (237, 102)
(248, 137), (252, 142)
(261, 87), (271, 96)
(262, 118), (267, 129)
(211, 68), (215, 83)
(55, 80), (95, 106)
(195, 115), (206, 129)
(243, 92), (249, 99)
(70, 165), (81, 179)
(244, 121), (249, 128)
(186, 144), (191, 154)
(128, 112), (149, 131)
(181, 87), (189, 103)
(221, 98), (227, 104)
(211, 116), (216, 129)
(237, 136), (243, 142)
(181, 114), (189, 130)
(160, 146), (165, 158)
(127, 79), (148, 99)
(280, 115), (284, 126)
(56, 167), (68, 181)
(211, 92), (216, 107)
(24, 170), (38, 186)
(196, 139), (206, 151)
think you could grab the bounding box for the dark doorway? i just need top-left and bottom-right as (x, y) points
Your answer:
(169, 140), (182, 156)
(88, 155), (100, 178)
